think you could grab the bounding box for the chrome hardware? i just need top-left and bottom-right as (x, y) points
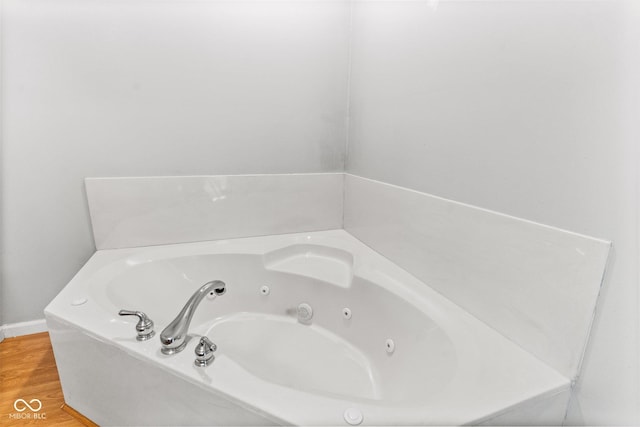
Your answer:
(118, 310), (155, 341)
(194, 336), (217, 367)
(160, 280), (226, 355)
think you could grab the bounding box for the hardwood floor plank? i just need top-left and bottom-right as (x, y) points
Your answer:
(0, 333), (95, 427)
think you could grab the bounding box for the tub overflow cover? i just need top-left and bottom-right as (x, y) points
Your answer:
(297, 303), (313, 322)
(343, 408), (363, 426)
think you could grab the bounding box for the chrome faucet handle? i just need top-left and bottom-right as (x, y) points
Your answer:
(118, 310), (155, 341)
(194, 336), (217, 367)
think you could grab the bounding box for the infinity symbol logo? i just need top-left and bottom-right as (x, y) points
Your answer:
(13, 399), (42, 412)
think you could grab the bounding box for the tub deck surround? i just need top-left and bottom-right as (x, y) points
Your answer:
(47, 172), (611, 425)
(45, 230), (569, 426)
(85, 173), (344, 250)
(344, 174), (611, 380)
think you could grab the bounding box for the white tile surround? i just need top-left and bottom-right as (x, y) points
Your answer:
(84, 172), (610, 384)
(86, 174), (344, 250)
(344, 174), (611, 380)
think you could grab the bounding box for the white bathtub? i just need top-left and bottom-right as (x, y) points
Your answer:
(45, 230), (570, 426)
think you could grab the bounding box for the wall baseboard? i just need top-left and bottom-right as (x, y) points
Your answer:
(1, 319), (48, 340)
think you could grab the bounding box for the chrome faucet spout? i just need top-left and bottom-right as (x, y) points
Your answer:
(160, 280), (226, 355)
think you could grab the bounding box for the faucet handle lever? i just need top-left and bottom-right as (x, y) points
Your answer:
(118, 309), (155, 341)
(194, 336), (217, 367)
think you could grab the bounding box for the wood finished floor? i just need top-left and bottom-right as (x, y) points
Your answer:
(0, 332), (94, 427)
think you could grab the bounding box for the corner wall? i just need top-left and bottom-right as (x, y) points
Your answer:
(346, 1), (639, 424)
(0, 0), (350, 325)
(0, 0), (4, 343)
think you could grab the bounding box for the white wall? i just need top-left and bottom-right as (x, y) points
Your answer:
(0, 0), (4, 341)
(0, 0), (350, 324)
(2, 0), (638, 423)
(347, 0), (639, 424)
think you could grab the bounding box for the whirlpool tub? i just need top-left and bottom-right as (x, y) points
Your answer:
(45, 230), (569, 426)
